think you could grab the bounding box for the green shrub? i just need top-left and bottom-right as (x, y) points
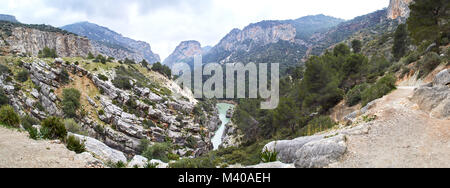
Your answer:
(142, 142), (172, 163)
(0, 105), (20, 127)
(404, 52), (420, 65)
(151, 62), (172, 79)
(87, 52), (95, 59)
(66, 135), (86, 154)
(144, 162), (158, 168)
(21, 115), (40, 130)
(142, 119), (155, 129)
(97, 74), (109, 81)
(0, 89), (9, 106)
(112, 75), (132, 90)
(361, 74), (397, 106)
(60, 68), (70, 84)
(107, 161), (126, 168)
(41, 117), (67, 140)
(38, 47), (57, 58)
(64, 119), (85, 135)
(62, 88), (81, 118)
(345, 83), (369, 106)
(417, 52), (441, 78)
(98, 109), (105, 116)
(34, 102), (45, 112)
(0, 64), (11, 75)
(16, 70), (29, 82)
(260, 148), (278, 163)
(27, 127), (40, 140)
(138, 139), (151, 154)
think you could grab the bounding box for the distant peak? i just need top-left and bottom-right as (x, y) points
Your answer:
(0, 14), (19, 23)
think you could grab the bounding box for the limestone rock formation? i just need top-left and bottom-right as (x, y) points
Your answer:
(4, 27), (95, 58)
(163, 40), (204, 68)
(387, 0), (414, 19)
(294, 135), (347, 168)
(71, 134), (128, 164)
(411, 69), (450, 119)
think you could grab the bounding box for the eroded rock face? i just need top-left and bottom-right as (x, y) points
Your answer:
(387, 0), (414, 19)
(163, 40), (204, 68)
(5, 27), (95, 57)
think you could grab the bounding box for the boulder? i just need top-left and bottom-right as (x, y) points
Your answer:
(433, 69), (450, 86)
(263, 135), (325, 163)
(294, 135), (347, 168)
(412, 85), (450, 119)
(127, 155), (148, 168)
(70, 134), (127, 164)
(149, 159), (169, 168)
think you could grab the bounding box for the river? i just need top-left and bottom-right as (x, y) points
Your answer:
(211, 103), (234, 150)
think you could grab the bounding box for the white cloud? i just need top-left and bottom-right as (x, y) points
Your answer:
(0, 0), (389, 60)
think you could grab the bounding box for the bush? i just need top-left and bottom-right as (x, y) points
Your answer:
(151, 62), (172, 79)
(142, 119), (155, 129)
(361, 74), (397, 106)
(0, 64), (11, 75)
(112, 75), (132, 90)
(0, 105), (20, 127)
(16, 70), (29, 82)
(98, 109), (105, 116)
(97, 74), (109, 81)
(66, 135), (86, 154)
(21, 115), (40, 130)
(345, 83), (369, 106)
(60, 68), (70, 84)
(138, 139), (151, 154)
(417, 52), (441, 78)
(0, 89), (9, 106)
(404, 52), (420, 65)
(38, 47), (57, 58)
(142, 142), (172, 163)
(62, 88), (81, 118)
(41, 117), (67, 140)
(64, 119), (85, 135)
(260, 148), (278, 163)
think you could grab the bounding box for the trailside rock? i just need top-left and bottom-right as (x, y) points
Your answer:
(412, 85), (450, 119)
(433, 69), (450, 86)
(294, 135), (347, 168)
(127, 155), (148, 168)
(70, 134), (127, 164)
(263, 135), (325, 163)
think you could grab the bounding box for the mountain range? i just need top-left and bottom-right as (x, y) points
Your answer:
(61, 22), (161, 64)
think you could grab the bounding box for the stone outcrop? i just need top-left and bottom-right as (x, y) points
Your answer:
(411, 69), (450, 119)
(294, 135), (347, 168)
(387, 0), (414, 19)
(4, 27), (95, 57)
(71, 134), (127, 164)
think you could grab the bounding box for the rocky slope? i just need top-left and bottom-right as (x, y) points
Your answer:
(61, 22), (160, 64)
(163, 40), (204, 68)
(0, 55), (221, 167)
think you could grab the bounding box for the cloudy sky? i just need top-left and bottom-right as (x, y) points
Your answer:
(0, 0), (389, 60)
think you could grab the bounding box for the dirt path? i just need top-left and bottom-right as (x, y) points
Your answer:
(0, 127), (89, 168)
(331, 87), (450, 168)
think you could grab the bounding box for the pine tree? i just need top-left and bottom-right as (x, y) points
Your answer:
(351, 40), (362, 53)
(392, 24), (408, 61)
(407, 0), (449, 48)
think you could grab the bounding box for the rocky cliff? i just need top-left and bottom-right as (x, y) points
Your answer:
(387, 0), (414, 19)
(61, 22), (161, 64)
(0, 14), (19, 23)
(163, 40), (204, 68)
(3, 27), (95, 57)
